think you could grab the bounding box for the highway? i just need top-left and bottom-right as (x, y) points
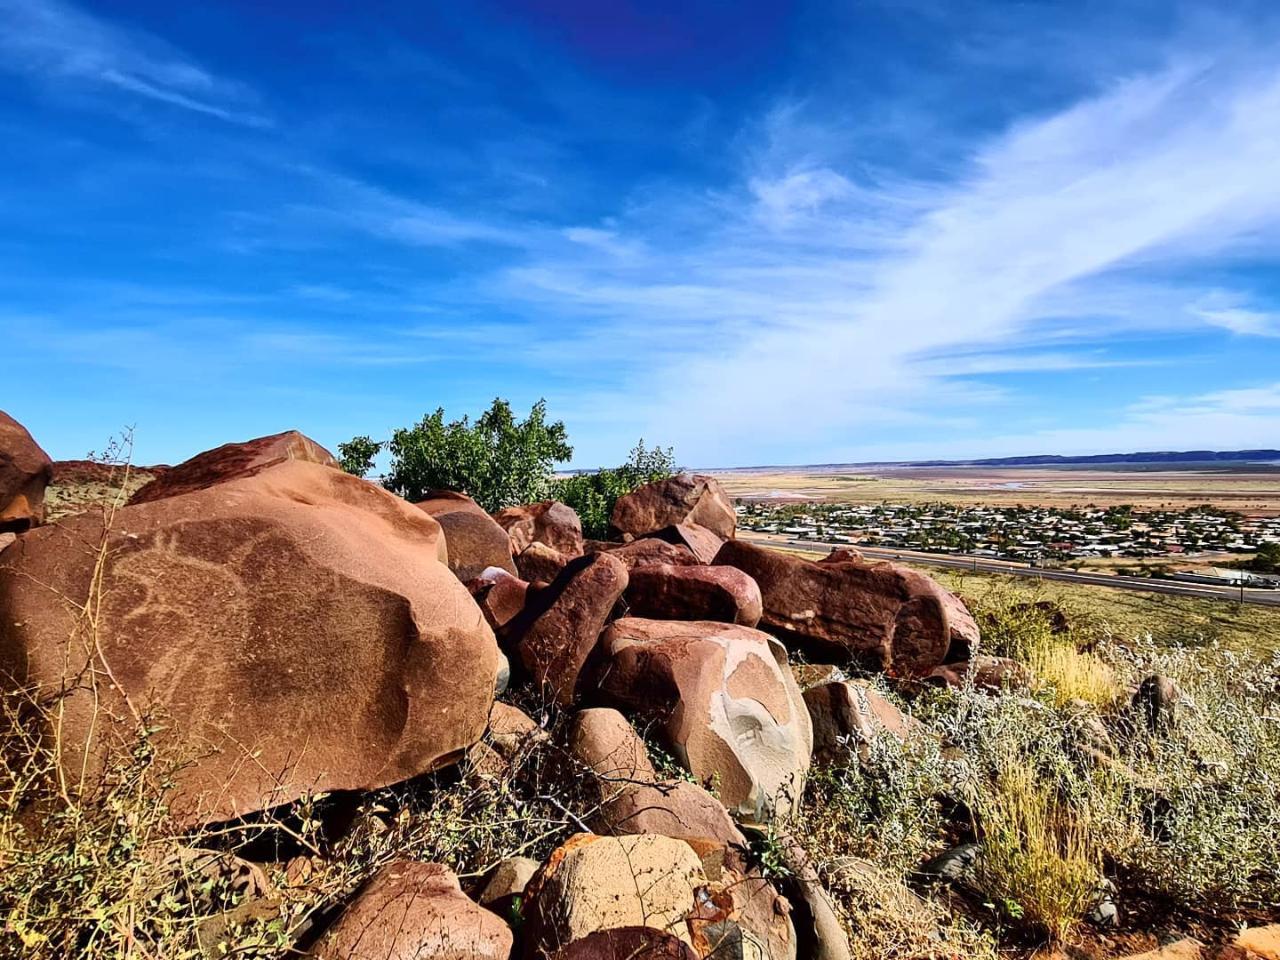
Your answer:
(740, 535), (1280, 608)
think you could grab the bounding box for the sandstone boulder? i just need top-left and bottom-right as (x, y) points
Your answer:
(493, 500), (584, 558)
(418, 491), (517, 581)
(569, 707), (657, 783)
(713, 540), (977, 678)
(312, 861), (512, 960)
(0, 459), (499, 825)
(926, 656), (1033, 693)
(591, 537), (699, 570)
(651, 523), (726, 565)
(128, 430), (338, 505)
(594, 618), (812, 824)
(477, 856), (541, 918)
(467, 568), (531, 634)
(547, 928), (698, 960)
(589, 779), (746, 849)
(623, 563), (762, 627)
(609, 474), (736, 541)
(803, 681), (926, 766)
(523, 834), (708, 956)
(0, 411), (53, 533)
(510, 553), (628, 706)
(516, 541), (570, 583)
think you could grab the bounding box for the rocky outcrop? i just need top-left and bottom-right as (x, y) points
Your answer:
(0, 411), (53, 533)
(0, 459), (499, 825)
(713, 540), (977, 678)
(803, 681), (926, 766)
(591, 537), (699, 569)
(417, 490), (518, 581)
(128, 430), (339, 505)
(623, 563), (762, 627)
(312, 861), (512, 960)
(493, 500), (584, 558)
(510, 553), (628, 706)
(594, 618), (812, 824)
(609, 474), (736, 541)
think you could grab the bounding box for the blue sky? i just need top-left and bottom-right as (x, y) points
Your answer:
(2, 0), (1279, 468)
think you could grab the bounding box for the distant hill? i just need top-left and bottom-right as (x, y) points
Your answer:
(908, 449), (1280, 467)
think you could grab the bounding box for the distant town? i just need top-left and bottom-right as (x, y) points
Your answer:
(736, 500), (1280, 584)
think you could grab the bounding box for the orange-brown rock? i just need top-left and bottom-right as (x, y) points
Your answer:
(623, 563), (762, 627)
(594, 618), (812, 824)
(609, 473), (736, 541)
(128, 430), (339, 505)
(927, 656), (1033, 693)
(516, 541), (570, 583)
(804, 680), (927, 765)
(417, 490), (517, 581)
(467, 568), (531, 634)
(0, 459), (499, 825)
(493, 500), (584, 558)
(0, 411), (53, 533)
(714, 540), (978, 678)
(312, 860), (512, 960)
(589, 537), (699, 569)
(569, 707), (657, 783)
(650, 522), (725, 564)
(547, 927), (698, 960)
(510, 553), (628, 706)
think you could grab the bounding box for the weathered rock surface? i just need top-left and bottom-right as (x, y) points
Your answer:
(650, 523), (726, 565)
(0, 411), (53, 533)
(569, 707), (658, 783)
(609, 473), (736, 541)
(511, 553), (628, 706)
(516, 541), (570, 583)
(623, 564), (762, 627)
(1133, 674), (1181, 734)
(418, 491), (518, 581)
(312, 861), (512, 960)
(0, 459), (499, 825)
(589, 779), (746, 848)
(926, 656), (1033, 693)
(467, 568), (531, 634)
(128, 430), (338, 505)
(523, 834), (708, 956)
(591, 537), (699, 570)
(493, 500), (584, 558)
(804, 680), (926, 766)
(713, 540), (977, 678)
(547, 928), (698, 960)
(477, 856), (541, 918)
(594, 618), (812, 824)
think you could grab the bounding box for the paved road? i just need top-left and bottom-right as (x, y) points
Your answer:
(740, 535), (1280, 608)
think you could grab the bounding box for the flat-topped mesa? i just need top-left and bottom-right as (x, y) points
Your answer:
(609, 473), (737, 542)
(714, 539), (979, 678)
(0, 457), (499, 826)
(0, 410), (53, 534)
(128, 429), (339, 505)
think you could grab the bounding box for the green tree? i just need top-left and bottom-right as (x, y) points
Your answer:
(1251, 542), (1280, 573)
(337, 435), (382, 478)
(556, 440), (677, 539)
(343, 399), (572, 511)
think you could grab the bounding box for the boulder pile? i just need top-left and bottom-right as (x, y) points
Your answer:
(0, 416), (983, 958)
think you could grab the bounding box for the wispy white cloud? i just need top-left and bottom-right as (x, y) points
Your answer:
(0, 0), (269, 126)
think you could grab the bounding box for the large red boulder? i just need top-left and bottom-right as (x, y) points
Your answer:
(593, 618), (812, 825)
(417, 490), (518, 581)
(0, 411), (53, 533)
(548, 928), (698, 960)
(510, 553), (628, 706)
(623, 563), (762, 627)
(493, 500), (584, 558)
(467, 567), (531, 634)
(312, 861), (512, 960)
(0, 459), (500, 825)
(590, 538), (698, 569)
(803, 680), (928, 766)
(714, 540), (977, 678)
(650, 522), (726, 564)
(609, 473), (736, 541)
(128, 430), (339, 505)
